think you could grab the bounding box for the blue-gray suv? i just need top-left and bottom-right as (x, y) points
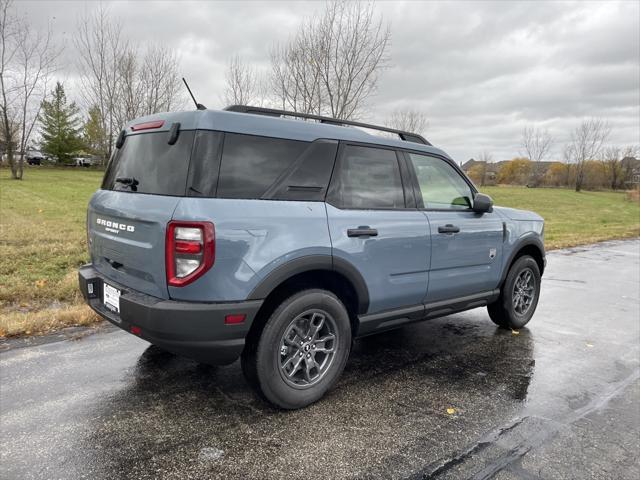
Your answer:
(79, 105), (545, 409)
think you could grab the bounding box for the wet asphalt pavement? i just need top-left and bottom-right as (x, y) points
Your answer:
(1, 240), (639, 480)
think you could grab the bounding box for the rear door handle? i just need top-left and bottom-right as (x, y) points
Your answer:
(438, 224), (460, 234)
(347, 226), (378, 238)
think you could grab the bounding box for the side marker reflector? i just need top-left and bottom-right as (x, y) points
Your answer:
(224, 314), (246, 325)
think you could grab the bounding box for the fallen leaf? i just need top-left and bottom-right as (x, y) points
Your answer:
(446, 407), (456, 415)
(511, 330), (520, 335)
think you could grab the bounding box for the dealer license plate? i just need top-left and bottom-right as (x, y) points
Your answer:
(103, 283), (121, 314)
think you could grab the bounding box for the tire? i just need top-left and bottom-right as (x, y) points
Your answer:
(241, 289), (352, 409)
(488, 255), (541, 329)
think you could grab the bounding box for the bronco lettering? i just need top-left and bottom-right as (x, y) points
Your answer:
(96, 218), (135, 233)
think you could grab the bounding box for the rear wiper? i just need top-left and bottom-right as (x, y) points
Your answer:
(115, 177), (139, 191)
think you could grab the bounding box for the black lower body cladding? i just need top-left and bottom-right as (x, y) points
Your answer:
(78, 264), (262, 365)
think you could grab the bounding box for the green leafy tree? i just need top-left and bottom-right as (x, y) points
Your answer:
(83, 104), (108, 164)
(39, 82), (83, 163)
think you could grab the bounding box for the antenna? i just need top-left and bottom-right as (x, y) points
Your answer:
(182, 78), (206, 110)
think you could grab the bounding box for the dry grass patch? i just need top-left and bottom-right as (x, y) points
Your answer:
(0, 303), (101, 338)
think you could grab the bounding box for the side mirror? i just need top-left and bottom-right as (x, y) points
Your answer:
(473, 193), (493, 213)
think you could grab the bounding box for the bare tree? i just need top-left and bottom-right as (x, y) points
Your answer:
(476, 151), (492, 187)
(270, 27), (324, 114)
(271, 0), (390, 120)
(567, 118), (611, 192)
(75, 8), (183, 163)
(0, 0), (56, 179)
(114, 48), (142, 129)
(562, 144), (574, 187)
(75, 6), (124, 162)
(602, 146), (621, 190)
(385, 108), (428, 134)
(521, 126), (553, 187)
(140, 45), (183, 114)
(223, 54), (259, 106)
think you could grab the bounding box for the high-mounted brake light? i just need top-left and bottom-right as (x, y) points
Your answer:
(131, 120), (165, 131)
(166, 221), (215, 287)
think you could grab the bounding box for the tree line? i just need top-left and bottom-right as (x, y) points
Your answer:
(468, 120), (639, 192)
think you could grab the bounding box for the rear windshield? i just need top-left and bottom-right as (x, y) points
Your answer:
(102, 130), (195, 196)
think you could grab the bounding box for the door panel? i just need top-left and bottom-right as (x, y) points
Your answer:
(326, 143), (430, 314)
(403, 151), (503, 303)
(424, 210), (503, 302)
(327, 205), (430, 313)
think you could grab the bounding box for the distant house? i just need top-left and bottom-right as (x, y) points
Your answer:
(621, 156), (640, 185)
(461, 158), (557, 184)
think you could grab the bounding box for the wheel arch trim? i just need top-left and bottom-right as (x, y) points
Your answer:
(247, 255), (370, 314)
(501, 236), (546, 285)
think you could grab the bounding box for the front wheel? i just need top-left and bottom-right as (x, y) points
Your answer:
(241, 289), (352, 409)
(488, 255), (541, 329)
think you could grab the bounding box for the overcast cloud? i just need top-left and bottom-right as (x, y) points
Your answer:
(19, 0), (640, 162)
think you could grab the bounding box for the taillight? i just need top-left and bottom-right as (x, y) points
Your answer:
(166, 221), (215, 287)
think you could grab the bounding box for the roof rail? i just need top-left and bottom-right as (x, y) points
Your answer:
(223, 105), (431, 146)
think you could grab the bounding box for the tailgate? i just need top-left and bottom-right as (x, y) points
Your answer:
(88, 190), (180, 299)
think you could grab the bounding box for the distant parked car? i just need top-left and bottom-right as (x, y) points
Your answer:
(1, 151), (43, 165)
(73, 156), (92, 167)
(26, 151), (45, 166)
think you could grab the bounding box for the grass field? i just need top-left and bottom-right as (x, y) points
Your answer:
(0, 168), (104, 336)
(1, 168), (639, 337)
(482, 186), (640, 249)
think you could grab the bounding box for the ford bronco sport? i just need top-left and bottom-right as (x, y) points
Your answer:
(79, 105), (545, 409)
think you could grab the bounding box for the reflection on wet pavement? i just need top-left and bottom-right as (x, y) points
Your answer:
(1, 240), (639, 479)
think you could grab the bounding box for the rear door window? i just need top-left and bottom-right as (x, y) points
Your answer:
(327, 145), (405, 209)
(216, 133), (308, 199)
(102, 131), (195, 196)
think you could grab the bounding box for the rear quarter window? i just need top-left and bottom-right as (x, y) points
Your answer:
(216, 133), (308, 199)
(102, 130), (195, 196)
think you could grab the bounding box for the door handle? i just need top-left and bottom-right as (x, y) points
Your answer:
(347, 226), (378, 237)
(438, 224), (460, 234)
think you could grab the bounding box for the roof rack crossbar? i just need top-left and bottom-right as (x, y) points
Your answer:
(223, 105), (431, 146)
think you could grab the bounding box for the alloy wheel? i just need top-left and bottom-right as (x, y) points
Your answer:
(278, 309), (338, 388)
(512, 267), (536, 315)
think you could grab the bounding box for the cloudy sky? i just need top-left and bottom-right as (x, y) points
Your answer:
(20, 0), (640, 162)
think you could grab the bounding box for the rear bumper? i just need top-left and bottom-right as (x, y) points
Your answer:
(78, 264), (262, 365)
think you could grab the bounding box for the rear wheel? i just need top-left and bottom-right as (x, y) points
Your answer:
(488, 255), (541, 329)
(241, 289), (351, 409)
